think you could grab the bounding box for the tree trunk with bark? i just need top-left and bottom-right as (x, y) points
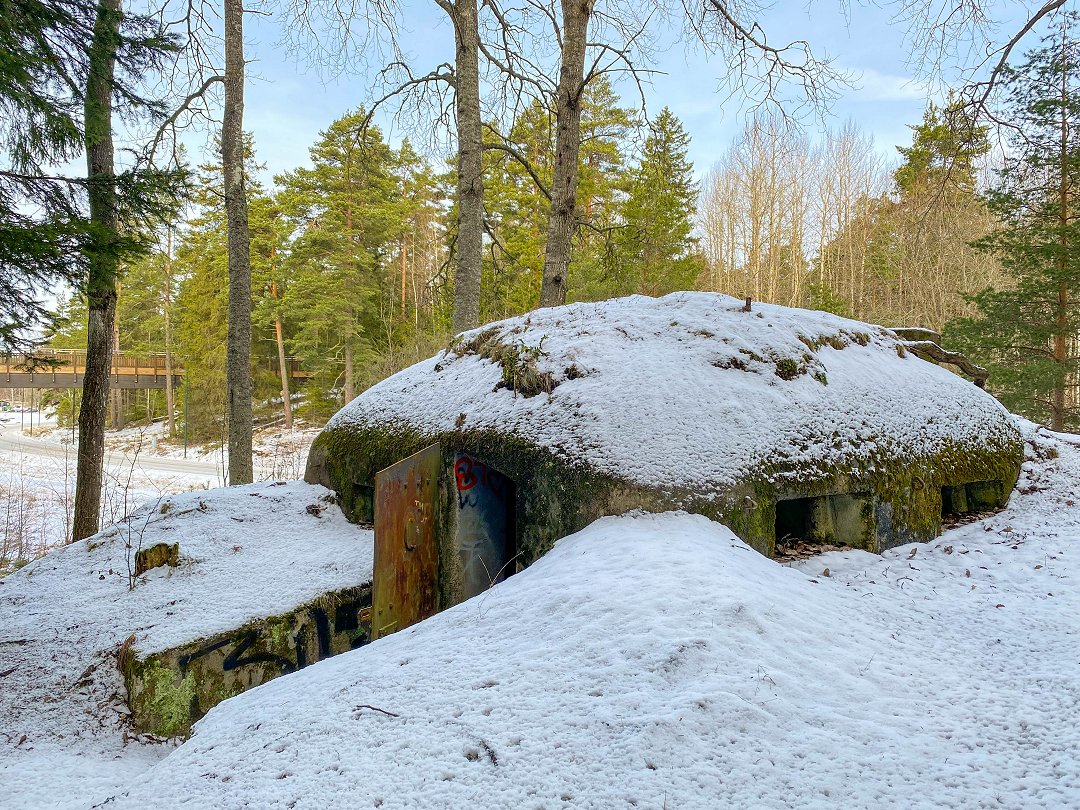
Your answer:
(400, 231), (408, 313)
(1053, 28), (1070, 432)
(450, 0), (483, 333)
(223, 0), (253, 484)
(110, 309), (123, 429)
(72, 0), (121, 542)
(163, 227), (176, 438)
(538, 0), (594, 308)
(270, 279), (292, 430)
(343, 341), (355, 403)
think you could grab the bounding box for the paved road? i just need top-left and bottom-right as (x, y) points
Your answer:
(0, 417), (222, 481)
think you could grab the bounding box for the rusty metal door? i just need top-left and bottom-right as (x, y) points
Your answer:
(372, 444), (441, 640)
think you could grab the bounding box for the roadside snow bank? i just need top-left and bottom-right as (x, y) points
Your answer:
(111, 423), (1079, 809)
(0, 481), (373, 810)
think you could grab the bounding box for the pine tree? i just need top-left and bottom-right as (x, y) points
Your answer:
(482, 80), (633, 310)
(948, 15), (1080, 430)
(277, 110), (399, 409)
(392, 139), (443, 329)
(894, 100), (988, 197)
(815, 102), (1000, 328)
(871, 100), (998, 327)
(566, 79), (634, 302)
(483, 100), (553, 319)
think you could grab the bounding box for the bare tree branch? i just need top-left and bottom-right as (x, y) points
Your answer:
(146, 73), (224, 161)
(482, 123), (552, 199)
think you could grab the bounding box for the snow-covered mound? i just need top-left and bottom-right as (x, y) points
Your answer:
(326, 293), (1015, 490)
(307, 293), (1022, 558)
(0, 482), (373, 810)
(111, 421), (1080, 809)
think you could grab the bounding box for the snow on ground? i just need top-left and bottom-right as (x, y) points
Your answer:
(87, 422), (319, 482)
(330, 293), (1020, 492)
(26, 420), (320, 483)
(0, 424), (219, 572)
(0, 416), (319, 570)
(101, 419), (1080, 810)
(0, 482), (373, 810)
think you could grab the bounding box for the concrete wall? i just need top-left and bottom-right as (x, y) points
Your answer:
(121, 585), (371, 738)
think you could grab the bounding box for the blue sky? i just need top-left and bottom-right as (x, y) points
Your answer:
(210, 1), (1040, 182)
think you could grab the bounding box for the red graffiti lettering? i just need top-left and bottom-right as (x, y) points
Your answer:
(455, 457), (477, 491)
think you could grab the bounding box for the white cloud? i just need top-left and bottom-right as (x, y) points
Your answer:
(845, 66), (929, 102)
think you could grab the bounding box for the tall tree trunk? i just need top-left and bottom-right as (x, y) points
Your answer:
(400, 231), (408, 313)
(163, 226), (176, 438)
(451, 0), (482, 333)
(538, 0), (593, 308)
(72, 0), (121, 542)
(343, 341), (355, 403)
(223, 0), (253, 484)
(110, 307), (123, 429)
(1052, 76), (1069, 430)
(270, 279), (292, 431)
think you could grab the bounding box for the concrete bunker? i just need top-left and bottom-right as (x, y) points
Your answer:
(306, 293), (1025, 633)
(121, 584), (372, 738)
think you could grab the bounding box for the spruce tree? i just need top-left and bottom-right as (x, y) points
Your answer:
(0, 0), (180, 353)
(613, 107), (703, 297)
(0, 0), (86, 350)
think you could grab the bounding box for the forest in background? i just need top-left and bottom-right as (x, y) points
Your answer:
(41, 68), (1080, 438)
(4, 0), (1080, 544)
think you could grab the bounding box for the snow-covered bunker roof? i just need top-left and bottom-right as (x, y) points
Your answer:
(306, 292), (1023, 562)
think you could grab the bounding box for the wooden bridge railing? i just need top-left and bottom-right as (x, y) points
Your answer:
(1, 349), (309, 390)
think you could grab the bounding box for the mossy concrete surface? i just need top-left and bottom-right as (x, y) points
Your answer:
(120, 585), (371, 738)
(134, 542), (179, 577)
(306, 418), (1023, 562)
(303, 294), (1024, 604)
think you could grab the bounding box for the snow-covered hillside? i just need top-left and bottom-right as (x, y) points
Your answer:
(0, 482), (373, 810)
(100, 419), (1079, 810)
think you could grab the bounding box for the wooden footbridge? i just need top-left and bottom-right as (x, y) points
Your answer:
(1, 349), (309, 390)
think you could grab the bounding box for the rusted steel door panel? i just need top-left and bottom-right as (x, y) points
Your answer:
(372, 444), (441, 640)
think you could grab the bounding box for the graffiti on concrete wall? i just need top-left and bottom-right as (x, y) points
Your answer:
(454, 454), (514, 599)
(175, 593), (370, 678)
(125, 587), (372, 737)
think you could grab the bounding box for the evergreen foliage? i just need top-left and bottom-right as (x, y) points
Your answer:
(171, 149), (279, 440)
(947, 15), (1080, 430)
(610, 108), (705, 297)
(15, 80), (715, 435)
(276, 110), (400, 408)
(0, 0), (185, 351)
(482, 85), (695, 308)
